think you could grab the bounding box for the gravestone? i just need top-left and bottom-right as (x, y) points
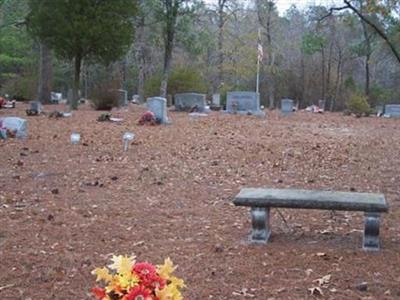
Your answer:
(131, 94), (140, 103)
(147, 97), (170, 124)
(318, 99), (326, 111)
(212, 94), (221, 107)
(30, 101), (42, 114)
(281, 98), (294, 115)
(226, 91), (264, 116)
(51, 92), (62, 103)
(384, 104), (400, 118)
(167, 94), (173, 107)
(115, 89), (128, 107)
(1, 117), (27, 139)
(174, 93), (207, 112)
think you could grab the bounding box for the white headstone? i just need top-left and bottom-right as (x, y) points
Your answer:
(1, 117), (27, 139)
(385, 104), (400, 118)
(212, 94), (221, 107)
(147, 97), (170, 124)
(51, 92), (62, 103)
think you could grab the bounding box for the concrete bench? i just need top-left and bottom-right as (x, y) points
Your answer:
(233, 188), (389, 251)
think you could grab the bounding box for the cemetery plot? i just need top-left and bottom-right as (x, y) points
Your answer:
(0, 103), (400, 299)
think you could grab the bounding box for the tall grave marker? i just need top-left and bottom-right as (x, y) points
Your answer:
(147, 97), (170, 124)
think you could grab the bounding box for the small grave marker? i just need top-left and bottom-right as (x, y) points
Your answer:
(70, 132), (80, 144)
(281, 98), (294, 115)
(30, 101), (42, 114)
(122, 132), (135, 151)
(147, 97), (170, 124)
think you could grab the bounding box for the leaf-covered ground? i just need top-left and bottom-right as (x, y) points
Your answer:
(0, 103), (399, 299)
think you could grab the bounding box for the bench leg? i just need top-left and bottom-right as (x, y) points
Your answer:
(363, 212), (381, 251)
(250, 207), (271, 243)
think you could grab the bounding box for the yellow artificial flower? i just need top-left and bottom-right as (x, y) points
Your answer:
(170, 276), (185, 289)
(117, 272), (140, 289)
(108, 255), (136, 276)
(92, 267), (113, 283)
(156, 283), (184, 300)
(157, 258), (177, 279)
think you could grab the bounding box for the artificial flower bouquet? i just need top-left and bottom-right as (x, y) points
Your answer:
(91, 254), (185, 300)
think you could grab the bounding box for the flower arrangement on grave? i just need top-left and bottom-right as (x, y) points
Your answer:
(91, 254), (185, 300)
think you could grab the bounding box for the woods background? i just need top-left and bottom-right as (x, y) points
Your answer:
(1, 0), (400, 111)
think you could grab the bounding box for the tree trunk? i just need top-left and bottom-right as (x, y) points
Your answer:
(365, 54), (370, 97)
(217, 2), (225, 91)
(256, 0), (276, 109)
(135, 14), (146, 103)
(361, 21), (371, 99)
(326, 40), (333, 100)
(332, 49), (342, 112)
(160, 36), (173, 98)
(301, 52), (305, 107)
(37, 43), (53, 104)
(160, 1), (178, 98)
(71, 54), (82, 110)
(265, 3), (275, 109)
(321, 47), (325, 100)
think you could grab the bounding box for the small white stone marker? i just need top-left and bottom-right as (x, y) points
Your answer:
(123, 132), (135, 151)
(70, 132), (80, 144)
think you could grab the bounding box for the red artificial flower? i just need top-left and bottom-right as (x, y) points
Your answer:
(133, 262), (166, 289)
(91, 287), (106, 300)
(125, 285), (154, 300)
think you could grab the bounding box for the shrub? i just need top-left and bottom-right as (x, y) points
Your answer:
(346, 92), (371, 117)
(1, 74), (37, 101)
(144, 67), (207, 98)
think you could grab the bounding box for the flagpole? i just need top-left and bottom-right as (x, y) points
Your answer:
(256, 28), (261, 94)
(256, 50), (260, 94)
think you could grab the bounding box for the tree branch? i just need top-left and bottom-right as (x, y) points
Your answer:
(318, 5), (349, 22)
(320, 0), (400, 64)
(343, 0), (400, 64)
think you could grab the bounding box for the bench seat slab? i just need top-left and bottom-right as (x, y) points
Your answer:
(234, 188), (388, 212)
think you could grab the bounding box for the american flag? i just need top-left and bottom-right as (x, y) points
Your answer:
(257, 29), (263, 62)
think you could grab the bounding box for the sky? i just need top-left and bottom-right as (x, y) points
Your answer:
(275, 0), (343, 14)
(204, 0), (345, 15)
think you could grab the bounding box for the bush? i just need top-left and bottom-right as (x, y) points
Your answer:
(90, 82), (120, 111)
(346, 92), (371, 117)
(1, 74), (37, 101)
(144, 67), (207, 98)
(369, 84), (392, 107)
